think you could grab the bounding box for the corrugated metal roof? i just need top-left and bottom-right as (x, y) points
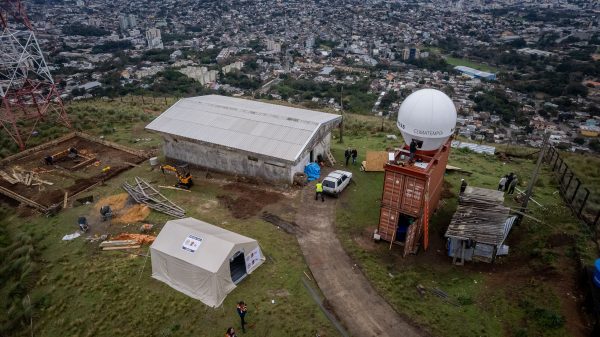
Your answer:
(445, 187), (514, 246)
(451, 140), (496, 155)
(145, 95), (341, 162)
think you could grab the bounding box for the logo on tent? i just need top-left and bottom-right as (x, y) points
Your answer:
(182, 234), (203, 253)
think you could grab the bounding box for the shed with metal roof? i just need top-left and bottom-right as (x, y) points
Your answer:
(145, 95), (341, 183)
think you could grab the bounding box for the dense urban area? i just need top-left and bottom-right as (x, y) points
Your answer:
(14, 0), (600, 153)
(1, 1), (600, 337)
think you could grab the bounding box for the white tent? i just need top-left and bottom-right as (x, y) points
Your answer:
(150, 217), (265, 308)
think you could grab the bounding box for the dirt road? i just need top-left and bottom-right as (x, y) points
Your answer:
(295, 187), (425, 337)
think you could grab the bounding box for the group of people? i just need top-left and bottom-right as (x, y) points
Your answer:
(225, 301), (248, 336)
(498, 172), (519, 195)
(344, 148), (358, 166)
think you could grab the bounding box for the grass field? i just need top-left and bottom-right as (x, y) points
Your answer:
(1, 98), (597, 337)
(329, 120), (596, 336)
(444, 56), (499, 73)
(0, 98), (337, 337)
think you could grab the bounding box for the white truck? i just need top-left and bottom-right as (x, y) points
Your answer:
(322, 170), (353, 197)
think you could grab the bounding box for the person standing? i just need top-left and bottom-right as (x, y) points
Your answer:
(504, 173), (514, 192)
(409, 139), (418, 162)
(508, 175), (518, 195)
(351, 148), (358, 165)
(498, 175), (507, 191)
(315, 180), (324, 202)
(236, 301), (248, 333)
(225, 327), (237, 337)
(344, 148), (351, 166)
(460, 179), (468, 194)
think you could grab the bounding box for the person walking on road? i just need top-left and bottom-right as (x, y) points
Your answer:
(351, 148), (358, 165)
(508, 175), (518, 195)
(236, 301), (248, 333)
(498, 175), (507, 191)
(315, 180), (324, 202)
(504, 172), (514, 192)
(344, 148), (351, 166)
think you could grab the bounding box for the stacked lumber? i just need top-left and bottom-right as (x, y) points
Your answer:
(99, 239), (140, 251)
(122, 177), (185, 218)
(0, 168), (54, 187)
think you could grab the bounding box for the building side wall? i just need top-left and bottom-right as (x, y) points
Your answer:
(289, 132), (332, 181)
(163, 137), (291, 183)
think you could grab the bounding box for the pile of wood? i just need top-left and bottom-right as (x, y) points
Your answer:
(99, 239), (140, 251)
(122, 177), (185, 218)
(0, 168), (53, 187)
(111, 233), (156, 245)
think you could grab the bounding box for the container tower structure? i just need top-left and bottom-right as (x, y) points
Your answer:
(377, 89), (457, 256)
(0, 0), (70, 150)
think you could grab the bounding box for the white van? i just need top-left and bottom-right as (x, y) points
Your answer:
(322, 170), (353, 197)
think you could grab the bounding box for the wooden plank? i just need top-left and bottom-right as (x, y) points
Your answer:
(70, 156), (97, 170)
(74, 132), (147, 158)
(0, 133), (77, 167)
(101, 245), (141, 251)
(0, 185), (49, 212)
(100, 240), (137, 248)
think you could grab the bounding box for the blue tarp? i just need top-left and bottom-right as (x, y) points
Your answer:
(304, 163), (321, 182)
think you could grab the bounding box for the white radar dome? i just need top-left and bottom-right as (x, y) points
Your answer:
(397, 88), (457, 151)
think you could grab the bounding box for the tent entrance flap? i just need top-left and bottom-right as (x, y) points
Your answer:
(230, 251), (247, 284)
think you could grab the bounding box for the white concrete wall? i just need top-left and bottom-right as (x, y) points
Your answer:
(163, 136), (292, 183)
(289, 132), (332, 181)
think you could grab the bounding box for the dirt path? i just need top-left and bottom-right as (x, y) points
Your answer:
(295, 187), (425, 337)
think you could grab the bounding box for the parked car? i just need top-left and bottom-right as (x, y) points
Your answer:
(322, 170), (353, 197)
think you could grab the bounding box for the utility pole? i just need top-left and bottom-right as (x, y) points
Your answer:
(339, 85), (344, 143)
(519, 132), (550, 222)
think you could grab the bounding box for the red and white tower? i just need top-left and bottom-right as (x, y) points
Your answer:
(0, 0), (70, 150)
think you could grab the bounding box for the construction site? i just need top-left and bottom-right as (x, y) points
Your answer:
(1, 3), (599, 335)
(0, 132), (146, 213)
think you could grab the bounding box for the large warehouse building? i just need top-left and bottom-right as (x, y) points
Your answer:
(454, 65), (496, 81)
(146, 95), (342, 183)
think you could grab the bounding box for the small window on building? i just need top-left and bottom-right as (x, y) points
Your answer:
(247, 156), (258, 162)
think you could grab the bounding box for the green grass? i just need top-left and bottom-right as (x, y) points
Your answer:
(560, 152), (600, 216)
(330, 127), (594, 337)
(0, 107), (337, 336)
(444, 56), (498, 73)
(2, 169), (337, 337)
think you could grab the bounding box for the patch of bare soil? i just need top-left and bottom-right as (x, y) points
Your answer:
(353, 226), (378, 252)
(440, 180), (455, 199)
(261, 211), (301, 234)
(217, 183), (282, 219)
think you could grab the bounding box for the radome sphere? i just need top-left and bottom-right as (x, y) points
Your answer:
(397, 88), (457, 151)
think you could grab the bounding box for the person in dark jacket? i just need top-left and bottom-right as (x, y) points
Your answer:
(351, 148), (358, 164)
(236, 301), (248, 333)
(225, 327), (237, 337)
(409, 139), (419, 162)
(344, 148), (351, 166)
(460, 179), (468, 194)
(508, 175), (518, 195)
(504, 173), (514, 192)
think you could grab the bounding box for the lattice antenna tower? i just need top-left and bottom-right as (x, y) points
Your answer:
(0, 0), (70, 150)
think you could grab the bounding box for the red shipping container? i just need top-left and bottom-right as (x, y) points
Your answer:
(377, 139), (451, 256)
